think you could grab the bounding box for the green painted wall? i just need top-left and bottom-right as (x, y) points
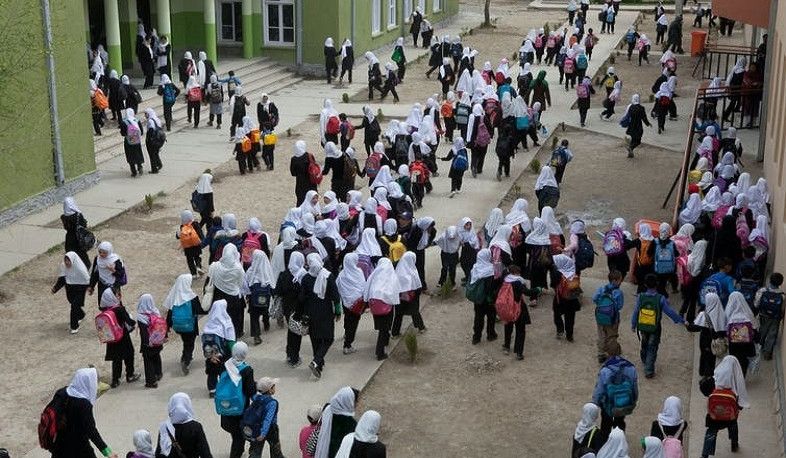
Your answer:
(171, 11), (207, 54)
(302, 0), (340, 65)
(252, 12), (263, 56)
(0, 0), (95, 211)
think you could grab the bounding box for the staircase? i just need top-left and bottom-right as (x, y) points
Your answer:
(94, 57), (305, 165)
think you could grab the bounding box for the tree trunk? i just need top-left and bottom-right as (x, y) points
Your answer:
(484, 0), (491, 26)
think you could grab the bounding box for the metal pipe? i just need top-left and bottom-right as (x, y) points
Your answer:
(41, 0), (65, 187)
(757, 0), (777, 163)
(351, 0), (355, 45)
(296, 0), (302, 66)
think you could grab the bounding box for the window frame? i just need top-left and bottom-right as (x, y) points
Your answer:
(263, 0), (296, 47)
(372, 0), (382, 34)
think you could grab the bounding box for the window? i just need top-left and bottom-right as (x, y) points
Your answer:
(433, 0), (440, 12)
(219, 1), (243, 42)
(388, 0), (397, 27)
(264, 0), (295, 45)
(372, 0), (381, 34)
(403, 0), (412, 20)
(418, 0), (426, 12)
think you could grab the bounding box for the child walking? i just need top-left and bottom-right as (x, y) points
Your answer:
(99, 288), (141, 387)
(245, 377), (285, 458)
(500, 265), (540, 360)
(440, 137), (469, 197)
(136, 293), (164, 388)
(52, 252), (90, 333)
(552, 254), (582, 342)
(468, 249), (498, 344)
(592, 270), (624, 363)
(756, 272), (785, 360)
(177, 210), (205, 276)
(435, 226), (461, 289)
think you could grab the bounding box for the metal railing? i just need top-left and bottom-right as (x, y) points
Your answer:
(692, 44), (758, 79)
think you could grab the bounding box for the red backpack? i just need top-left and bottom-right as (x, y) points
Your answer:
(241, 232), (263, 265)
(494, 282), (521, 323)
(708, 388), (739, 421)
(38, 387), (69, 451)
(676, 255), (692, 286)
(326, 116), (340, 135)
(409, 161), (428, 184)
(563, 58), (575, 74)
(146, 314), (168, 347)
(307, 153), (323, 185)
(365, 153), (382, 179)
(95, 307), (123, 343)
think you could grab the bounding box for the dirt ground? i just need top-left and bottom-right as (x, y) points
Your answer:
(0, 2), (702, 457)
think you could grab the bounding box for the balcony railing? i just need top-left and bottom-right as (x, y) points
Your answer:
(692, 44), (758, 80)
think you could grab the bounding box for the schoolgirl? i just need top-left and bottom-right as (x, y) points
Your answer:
(52, 252), (90, 333)
(551, 254), (581, 341)
(363, 258), (400, 360)
(458, 217), (481, 286)
(506, 198), (532, 269)
(100, 289), (140, 387)
(207, 244), (246, 337)
(163, 273), (201, 375)
(525, 218), (553, 289)
(468, 249), (498, 344)
(202, 299), (236, 396)
(136, 294), (164, 388)
(501, 265), (539, 359)
(277, 251), (307, 367)
(89, 241), (126, 303)
(245, 250), (274, 345)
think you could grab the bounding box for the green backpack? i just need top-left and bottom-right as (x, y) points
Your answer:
(465, 275), (487, 304)
(636, 294), (661, 333)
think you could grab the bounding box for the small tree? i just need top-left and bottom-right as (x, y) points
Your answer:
(483, 0), (492, 27)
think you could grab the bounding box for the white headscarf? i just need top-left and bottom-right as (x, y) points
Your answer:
(657, 396), (683, 427)
(136, 293), (160, 326)
(435, 226), (461, 254)
(293, 140), (308, 158)
(337, 253), (367, 307)
(245, 250), (274, 287)
(356, 228), (383, 257)
(208, 244), (244, 297)
(714, 355), (750, 408)
(96, 241), (121, 285)
(455, 69), (473, 94)
(458, 217), (480, 249)
(307, 252), (332, 299)
(163, 273), (197, 310)
(695, 291), (727, 332)
(505, 199), (532, 232)
(553, 254), (576, 280)
(641, 437), (665, 458)
(335, 411), (381, 458)
(470, 249), (494, 284)
(535, 166), (558, 190)
(540, 206), (561, 236)
(271, 227), (298, 287)
(202, 299), (235, 340)
(364, 258), (401, 304)
(288, 251), (307, 284)
(485, 208), (505, 238)
(490, 224), (513, 255)
(420, 114), (438, 145)
(66, 367), (98, 406)
(749, 214), (770, 245)
(465, 104), (484, 143)
(702, 187), (722, 212)
(374, 187), (391, 211)
(685, 239), (707, 277)
(100, 288), (119, 310)
(370, 164), (394, 191)
(519, 39), (535, 55)
(326, 218), (347, 251)
(365, 51), (379, 67)
(222, 341), (248, 386)
(315, 387), (357, 458)
(158, 393), (197, 456)
(341, 39), (352, 58)
(726, 291), (757, 328)
(679, 194), (702, 225)
(639, 223), (655, 242)
(396, 251), (422, 292)
(61, 252), (90, 285)
(325, 141), (341, 159)
(525, 217), (551, 246)
(63, 197), (80, 216)
(574, 403), (599, 441)
(195, 173), (213, 194)
(145, 108), (162, 129)
(596, 427), (630, 458)
(132, 429), (154, 458)
(300, 190), (322, 217)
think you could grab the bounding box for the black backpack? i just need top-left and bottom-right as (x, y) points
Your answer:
(575, 235), (595, 270)
(240, 395), (277, 441)
(210, 82), (223, 103)
(394, 135), (410, 162)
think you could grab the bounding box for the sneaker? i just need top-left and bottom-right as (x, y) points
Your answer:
(126, 373), (141, 383)
(419, 327), (427, 334)
(472, 337), (481, 345)
(145, 382), (158, 388)
(502, 346), (510, 355)
(180, 361), (190, 375)
(449, 191), (456, 198)
(287, 357), (302, 368)
(110, 380), (120, 388)
(645, 372), (655, 379)
(70, 327), (79, 334)
(455, 189), (462, 194)
(343, 346), (358, 355)
(556, 332), (564, 340)
(731, 443), (739, 452)
(516, 353), (524, 360)
(391, 333), (401, 339)
(209, 390), (216, 398)
(309, 361), (322, 378)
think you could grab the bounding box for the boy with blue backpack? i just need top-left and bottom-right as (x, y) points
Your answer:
(756, 272), (785, 360)
(215, 342), (257, 458)
(593, 270), (625, 363)
(241, 377), (284, 458)
(624, 26), (640, 61)
(592, 355), (638, 435)
(441, 137), (469, 197)
(632, 274), (686, 378)
(653, 223), (678, 296)
(699, 257), (736, 307)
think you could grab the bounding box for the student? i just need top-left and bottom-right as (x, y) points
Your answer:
(337, 253), (367, 355)
(725, 291), (757, 376)
(128, 429), (155, 458)
(229, 87), (251, 139)
(365, 52), (383, 101)
(528, 70), (551, 111)
(434, 226), (461, 289)
(700, 257), (736, 307)
(218, 70), (242, 98)
(291, 141), (318, 205)
(314, 387), (358, 458)
(637, 34), (651, 66)
(572, 403), (606, 458)
(379, 63), (400, 103)
(334, 410), (386, 458)
(61, 197), (91, 269)
(548, 140), (573, 184)
(575, 76), (594, 127)
(592, 270), (625, 363)
(600, 81), (621, 120)
(440, 137), (469, 197)
(680, 240), (707, 322)
(208, 244), (246, 337)
(51, 368), (119, 458)
(193, 173), (215, 229)
(299, 405), (323, 458)
(324, 37), (338, 84)
(121, 75), (141, 114)
(89, 241), (127, 304)
(142, 108), (165, 173)
(163, 274), (201, 375)
(136, 294), (164, 388)
(257, 93), (279, 133)
(354, 106), (382, 157)
(155, 393), (213, 458)
(364, 258), (400, 360)
(89, 79), (105, 136)
(300, 254), (341, 378)
(651, 396), (688, 445)
(624, 94), (652, 158)
(524, 218), (553, 288)
(217, 342), (256, 458)
(204, 74), (224, 129)
(243, 377), (284, 458)
(551, 254), (581, 342)
(52, 252), (90, 333)
(534, 166), (560, 212)
(631, 274), (686, 378)
(280, 252), (308, 367)
(584, 28), (596, 60)
(690, 292), (727, 378)
(184, 75), (202, 128)
(699, 355), (749, 458)
(245, 250), (274, 346)
(500, 265), (539, 359)
(456, 217), (481, 286)
(468, 249), (499, 344)
(756, 272), (785, 360)
(120, 108), (145, 177)
(437, 58), (456, 99)
(202, 299), (236, 397)
(656, 12), (669, 44)
(107, 70), (126, 123)
(392, 251), (426, 337)
(592, 357), (638, 435)
(99, 289), (141, 387)
(391, 37), (407, 82)
(653, 222), (677, 295)
(176, 210), (204, 276)
(339, 39), (354, 84)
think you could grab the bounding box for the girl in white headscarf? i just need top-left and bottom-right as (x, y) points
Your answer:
(337, 253), (368, 343)
(373, 187), (391, 221)
(677, 239), (708, 322)
(192, 172), (215, 227)
(129, 429), (154, 458)
(98, 288), (140, 387)
(484, 208), (505, 244)
(441, 136), (469, 196)
(552, 254), (580, 340)
(57, 368), (116, 457)
(162, 273), (200, 374)
(690, 288), (727, 377)
(299, 190), (322, 218)
(746, 184), (769, 222)
(177, 210), (205, 277)
(457, 217), (481, 284)
(320, 99), (339, 145)
(433, 225), (461, 289)
(208, 243), (245, 333)
(652, 396), (686, 441)
(120, 107), (145, 176)
(468, 248), (498, 342)
(489, 224), (514, 279)
(217, 341), (256, 456)
(525, 217), (553, 288)
(465, 105), (490, 174)
(324, 37), (338, 84)
(61, 196), (91, 267)
(89, 241), (126, 302)
(455, 68), (473, 96)
(632, 223), (657, 291)
(702, 187), (722, 214)
(640, 437), (665, 458)
(391, 251), (426, 337)
(358, 198), (384, 237)
(52, 252), (90, 333)
(679, 193), (702, 226)
(534, 166), (560, 211)
(245, 249), (274, 344)
(335, 410), (385, 458)
(276, 251), (306, 366)
(700, 355), (748, 457)
(725, 291), (758, 375)
(315, 387), (358, 458)
(202, 299), (236, 394)
(596, 427), (630, 458)
(370, 163), (394, 192)
(302, 253), (340, 377)
(339, 39), (354, 84)
(671, 223), (694, 257)
(136, 293), (164, 387)
(363, 258), (400, 358)
(143, 107), (165, 173)
(156, 393), (210, 457)
(572, 403), (604, 457)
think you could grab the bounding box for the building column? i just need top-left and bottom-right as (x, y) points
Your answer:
(123, 0), (138, 69)
(84, 0), (91, 43)
(204, 0), (217, 63)
(104, 0), (123, 72)
(242, 0), (253, 58)
(156, 0), (172, 42)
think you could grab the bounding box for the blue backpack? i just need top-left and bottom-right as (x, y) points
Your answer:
(516, 115), (530, 131)
(759, 289), (785, 319)
(214, 363), (248, 416)
(576, 54), (588, 70)
(594, 287), (617, 326)
(171, 301), (195, 333)
(654, 240), (676, 274)
(699, 275), (724, 306)
(738, 279), (759, 309)
(453, 149), (468, 172)
(607, 9), (616, 22)
(163, 84), (176, 104)
(240, 394), (277, 441)
(602, 359), (636, 417)
(626, 31), (635, 44)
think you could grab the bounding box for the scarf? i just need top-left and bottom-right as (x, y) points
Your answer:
(66, 367), (98, 405)
(726, 291), (757, 327)
(363, 258), (401, 304)
(436, 226), (461, 254)
(195, 173), (213, 193)
(505, 199), (532, 232)
(525, 218), (551, 246)
(535, 166), (558, 190)
(540, 206), (561, 235)
(300, 190), (322, 217)
(158, 393), (196, 456)
(553, 254), (576, 280)
(294, 140), (307, 158)
(341, 39), (352, 59)
(417, 217), (435, 250)
(337, 253), (367, 307)
(61, 252), (90, 285)
(224, 341), (248, 385)
(163, 273), (197, 311)
(657, 396), (683, 427)
(470, 249), (495, 284)
(334, 411), (382, 458)
(315, 387), (357, 458)
(203, 299), (235, 340)
(306, 254), (330, 299)
(702, 187), (722, 212)
(208, 244), (244, 296)
(679, 194), (702, 225)
(489, 224), (513, 255)
(145, 108), (162, 129)
(715, 356), (751, 409)
(132, 429), (154, 458)
(485, 208), (505, 239)
(596, 427), (630, 458)
(357, 227), (383, 257)
(370, 164), (394, 191)
(396, 251), (422, 292)
(574, 403), (599, 441)
(136, 293), (160, 326)
(96, 241), (121, 285)
(641, 437), (665, 458)
(63, 197), (80, 216)
(245, 250), (274, 287)
(458, 217), (480, 249)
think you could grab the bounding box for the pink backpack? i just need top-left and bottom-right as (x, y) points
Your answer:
(735, 214), (750, 247)
(657, 422), (685, 458)
(676, 255), (692, 287)
(494, 282), (521, 323)
(146, 314), (168, 346)
(474, 120), (491, 147)
(563, 58), (575, 74)
(711, 205), (730, 229)
(95, 307), (123, 343)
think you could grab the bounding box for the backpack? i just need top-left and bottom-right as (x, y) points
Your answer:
(535, 35), (543, 48)
(307, 153), (323, 185)
(606, 9), (615, 22)
(381, 235), (407, 263)
(495, 282), (521, 323)
(594, 287), (617, 326)
(248, 128), (261, 144)
(188, 86), (202, 102)
(547, 36), (556, 48)
(602, 228), (625, 256)
(210, 82), (223, 103)
(326, 115), (340, 135)
(241, 232), (264, 265)
(575, 236), (595, 270)
(474, 120), (491, 147)
(759, 289), (785, 319)
(576, 54), (588, 70)
(240, 394), (277, 441)
(240, 137), (252, 153)
(516, 113), (530, 130)
(735, 214), (750, 243)
(708, 388), (739, 421)
(657, 422), (685, 458)
(125, 121), (142, 146)
(576, 83), (589, 99)
(95, 307), (124, 343)
(152, 127), (167, 148)
(602, 362), (636, 417)
(659, 95), (671, 107)
(202, 333), (228, 359)
(163, 84), (176, 104)
(465, 275), (487, 303)
(342, 154), (357, 182)
(563, 58), (575, 74)
(344, 122), (355, 140)
(441, 102), (454, 118)
(171, 301), (195, 333)
(584, 34), (594, 48)
(76, 226), (96, 252)
(180, 223), (201, 248)
(654, 240), (676, 274)
(263, 132), (277, 145)
(711, 205), (730, 229)
(699, 276), (724, 305)
(453, 149), (469, 172)
(626, 31), (636, 44)
(638, 240), (653, 266)
(365, 153), (382, 179)
(738, 278), (759, 309)
(455, 104), (470, 125)
(549, 148), (568, 169)
(190, 190), (206, 213)
(215, 363), (248, 416)
(727, 321), (754, 343)
(146, 314), (168, 346)
(38, 387), (69, 451)
(676, 255), (692, 286)
(636, 293), (661, 333)
(557, 275), (582, 301)
(93, 89), (108, 110)
(410, 161), (428, 184)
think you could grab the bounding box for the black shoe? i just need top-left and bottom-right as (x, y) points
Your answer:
(180, 361), (190, 375)
(487, 334), (498, 342)
(110, 380), (120, 388)
(254, 336), (262, 345)
(126, 373), (141, 383)
(376, 353), (389, 361)
(472, 337), (480, 345)
(516, 353), (524, 360)
(731, 443), (739, 452)
(309, 361), (322, 378)
(145, 382), (158, 388)
(157, 373), (163, 381)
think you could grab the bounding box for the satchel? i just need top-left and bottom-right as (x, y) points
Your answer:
(202, 277), (214, 312)
(166, 430), (188, 458)
(288, 313), (310, 336)
(305, 425), (321, 456)
(269, 296), (284, 321)
(707, 314), (728, 357)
